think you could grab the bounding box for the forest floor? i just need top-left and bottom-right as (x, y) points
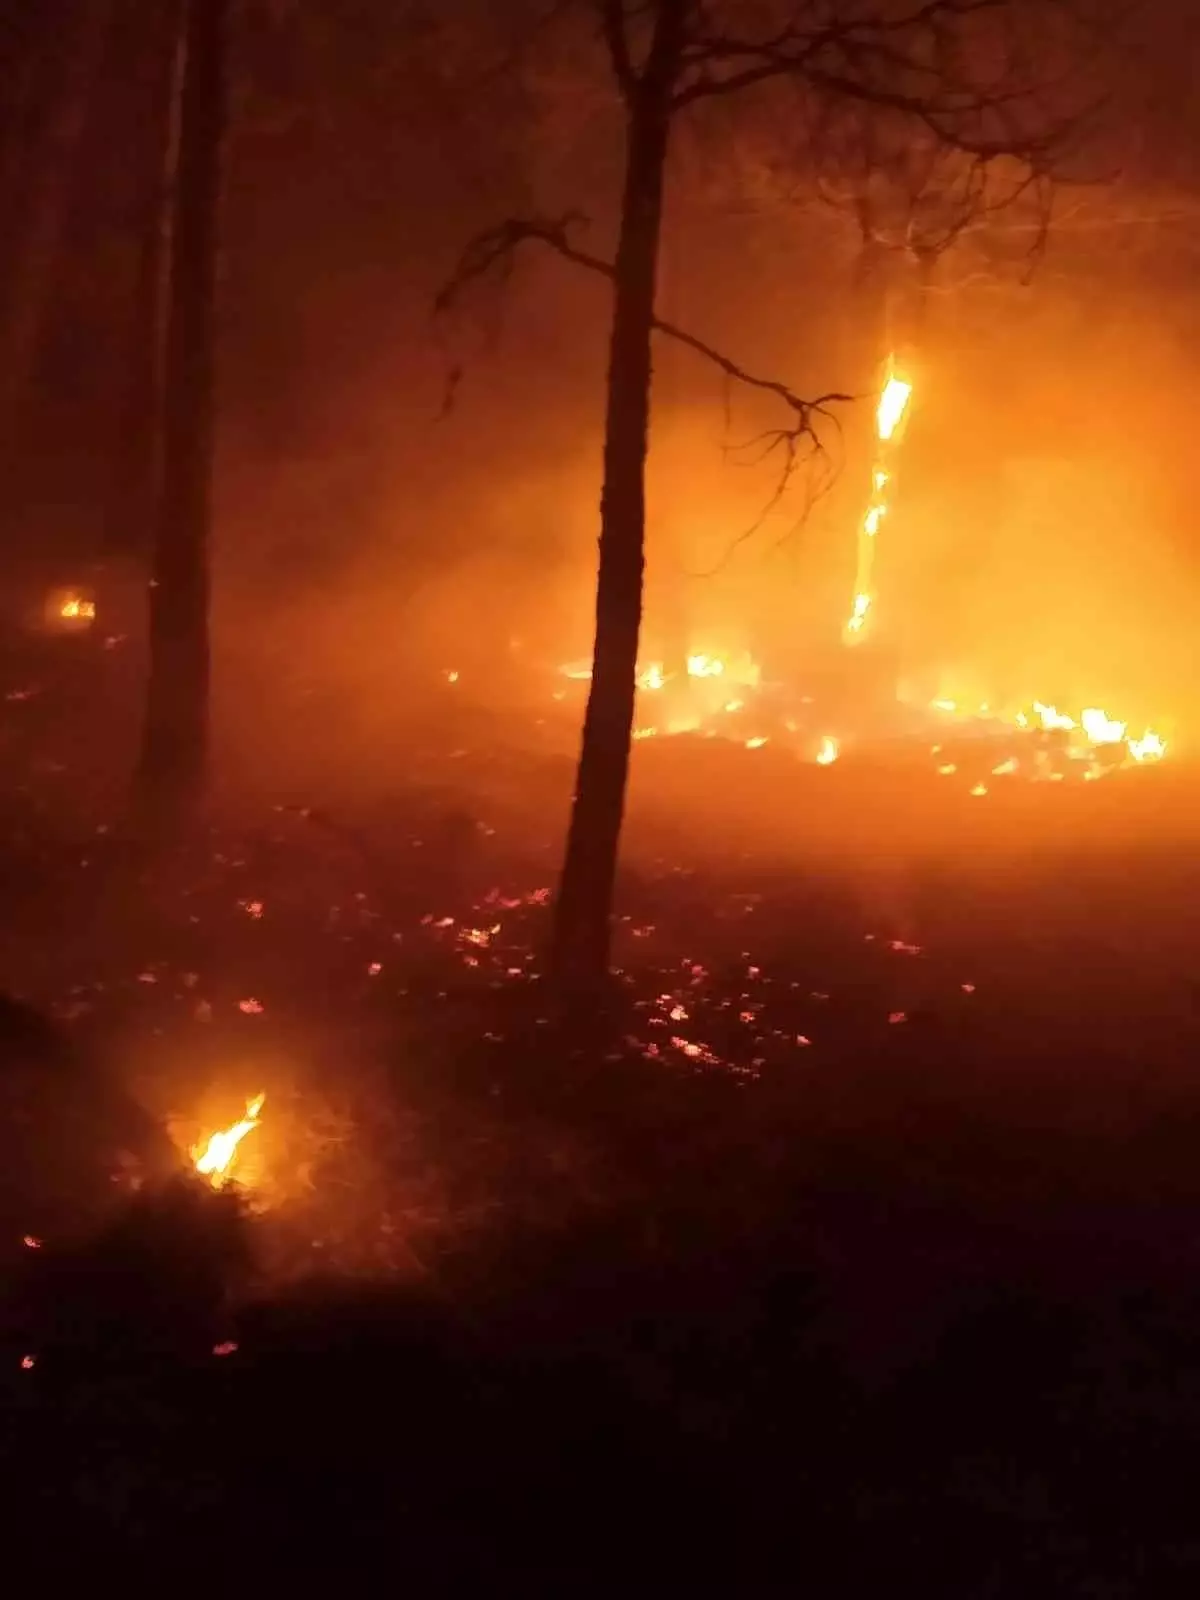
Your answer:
(1, 627), (1198, 1594)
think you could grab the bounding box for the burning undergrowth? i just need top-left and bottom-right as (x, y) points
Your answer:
(0, 633), (1194, 1386)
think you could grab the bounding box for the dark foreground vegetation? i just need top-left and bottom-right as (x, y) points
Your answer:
(0, 638), (1197, 1596)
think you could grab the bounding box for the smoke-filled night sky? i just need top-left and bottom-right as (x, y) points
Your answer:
(7, 0), (1200, 792)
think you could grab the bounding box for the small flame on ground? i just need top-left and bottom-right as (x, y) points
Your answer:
(192, 1094), (265, 1188)
(60, 595), (95, 620)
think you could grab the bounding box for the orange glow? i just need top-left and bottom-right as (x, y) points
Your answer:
(192, 1094), (265, 1188)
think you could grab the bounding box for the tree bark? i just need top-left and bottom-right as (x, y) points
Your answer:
(0, 0), (112, 478)
(549, 1), (687, 992)
(131, 0), (227, 834)
(103, 0), (185, 558)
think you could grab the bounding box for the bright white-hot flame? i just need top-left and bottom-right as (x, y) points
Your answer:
(816, 735), (839, 765)
(686, 653), (724, 679)
(1080, 707), (1125, 745)
(1128, 730), (1167, 762)
(1033, 700), (1075, 732)
(846, 592), (871, 636)
(876, 376), (913, 442)
(192, 1094), (265, 1188)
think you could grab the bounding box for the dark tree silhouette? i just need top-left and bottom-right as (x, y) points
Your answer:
(103, 0), (184, 559)
(444, 0), (1103, 994)
(0, 0), (113, 484)
(132, 0), (228, 833)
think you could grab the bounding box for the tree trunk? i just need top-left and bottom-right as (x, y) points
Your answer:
(103, 0), (185, 558)
(0, 0), (112, 479)
(131, 0), (227, 834)
(549, 3), (686, 992)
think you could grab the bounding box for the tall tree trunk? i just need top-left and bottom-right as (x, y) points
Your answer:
(654, 228), (690, 684)
(0, 0), (112, 477)
(549, 2), (686, 991)
(131, 0), (227, 834)
(103, 0), (184, 558)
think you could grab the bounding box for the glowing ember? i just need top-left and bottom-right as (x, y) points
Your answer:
(192, 1094), (265, 1188)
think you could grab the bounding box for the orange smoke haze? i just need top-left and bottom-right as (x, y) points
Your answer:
(192, 159), (1197, 821)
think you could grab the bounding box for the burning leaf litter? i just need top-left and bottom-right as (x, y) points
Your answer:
(548, 357), (1170, 782)
(552, 651), (1169, 789)
(192, 1095), (266, 1189)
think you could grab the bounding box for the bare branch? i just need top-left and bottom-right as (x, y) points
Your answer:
(596, 0), (637, 102)
(670, 0), (1096, 187)
(435, 213), (853, 463)
(675, 0), (1013, 107)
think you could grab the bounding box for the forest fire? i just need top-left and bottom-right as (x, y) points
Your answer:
(191, 1094), (265, 1189)
(546, 341), (1174, 788)
(554, 654), (1169, 785)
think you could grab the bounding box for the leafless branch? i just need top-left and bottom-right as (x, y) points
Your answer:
(686, 419), (843, 578)
(671, 0), (1094, 185)
(596, 0), (637, 102)
(435, 213), (853, 473)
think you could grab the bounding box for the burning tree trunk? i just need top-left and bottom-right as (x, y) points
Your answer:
(132, 0), (228, 833)
(548, 3), (687, 990)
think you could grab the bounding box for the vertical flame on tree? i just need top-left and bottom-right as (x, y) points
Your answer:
(844, 357), (913, 644)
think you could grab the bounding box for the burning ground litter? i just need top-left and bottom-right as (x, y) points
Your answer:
(0, 607), (1197, 1342)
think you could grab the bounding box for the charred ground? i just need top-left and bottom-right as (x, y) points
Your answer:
(1, 623), (1198, 1594)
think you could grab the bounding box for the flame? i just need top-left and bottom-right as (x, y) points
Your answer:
(192, 1094), (265, 1188)
(1128, 730), (1167, 762)
(686, 653), (725, 679)
(553, 638), (1170, 785)
(845, 359), (912, 644)
(561, 649), (765, 743)
(929, 694), (1168, 772)
(59, 595), (95, 620)
(876, 375), (913, 442)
